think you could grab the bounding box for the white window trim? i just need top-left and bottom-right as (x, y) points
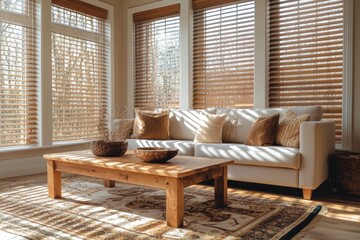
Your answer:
(42, 0), (114, 146)
(341, 0), (353, 150)
(254, 0), (267, 109)
(0, 9), (33, 27)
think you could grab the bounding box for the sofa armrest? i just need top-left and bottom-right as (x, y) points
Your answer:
(299, 120), (335, 189)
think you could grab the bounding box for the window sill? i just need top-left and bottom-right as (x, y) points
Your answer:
(0, 141), (90, 161)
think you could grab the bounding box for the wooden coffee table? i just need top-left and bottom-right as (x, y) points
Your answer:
(43, 150), (234, 228)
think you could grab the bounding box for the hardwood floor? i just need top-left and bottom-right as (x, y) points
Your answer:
(227, 180), (360, 240)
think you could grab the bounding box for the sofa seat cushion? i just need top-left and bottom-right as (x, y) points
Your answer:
(195, 143), (301, 169)
(127, 139), (195, 156)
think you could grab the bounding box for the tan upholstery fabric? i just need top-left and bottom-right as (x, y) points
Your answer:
(276, 110), (310, 148)
(245, 114), (280, 146)
(194, 112), (226, 143)
(113, 119), (133, 139)
(133, 109), (170, 140)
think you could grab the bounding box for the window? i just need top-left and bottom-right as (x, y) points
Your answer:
(51, 0), (109, 142)
(268, 0), (344, 143)
(0, 0), (38, 147)
(192, 0), (255, 109)
(133, 4), (180, 109)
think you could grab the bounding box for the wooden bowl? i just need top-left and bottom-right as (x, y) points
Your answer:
(135, 147), (179, 163)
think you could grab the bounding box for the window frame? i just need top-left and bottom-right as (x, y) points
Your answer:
(44, 0), (114, 147)
(0, 0), (114, 156)
(127, 0), (192, 112)
(133, 4), (181, 109)
(0, 0), (38, 148)
(192, 0), (256, 109)
(50, 2), (110, 142)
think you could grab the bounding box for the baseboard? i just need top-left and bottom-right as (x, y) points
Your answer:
(0, 156), (46, 179)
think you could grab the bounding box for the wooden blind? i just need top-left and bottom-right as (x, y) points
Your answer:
(52, 0), (108, 19)
(193, 0), (255, 109)
(0, 0), (38, 147)
(51, 4), (109, 141)
(134, 5), (180, 109)
(268, 0), (344, 142)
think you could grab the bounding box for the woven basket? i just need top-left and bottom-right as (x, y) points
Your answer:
(90, 140), (128, 157)
(329, 152), (360, 195)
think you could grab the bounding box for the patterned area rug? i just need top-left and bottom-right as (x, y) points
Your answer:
(0, 174), (322, 239)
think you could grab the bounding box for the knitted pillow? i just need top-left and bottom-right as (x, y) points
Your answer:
(276, 110), (311, 148)
(194, 112), (226, 143)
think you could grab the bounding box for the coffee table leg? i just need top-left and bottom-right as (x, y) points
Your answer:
(104, 180), (115, 188)
(166, 177), (184, 227)
(214, 166), (228, 207)
(47, 160), (62, 199)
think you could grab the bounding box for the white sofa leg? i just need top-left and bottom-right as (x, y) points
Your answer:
(303, 188), (313, 200)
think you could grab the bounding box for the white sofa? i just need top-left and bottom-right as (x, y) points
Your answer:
(120, 106), (335, 200)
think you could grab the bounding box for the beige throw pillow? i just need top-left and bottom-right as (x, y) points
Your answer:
(276, 110), (311, 148)
(133, 109), (170, 140)
(245, 114), (280, 146)
(194, 112), (226, 143)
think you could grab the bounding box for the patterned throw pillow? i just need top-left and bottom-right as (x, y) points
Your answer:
(276, 110), (311, 148)
(133, 109), (170, 140)
(194, 112), (226, 143)
(244, 114), (280, 146)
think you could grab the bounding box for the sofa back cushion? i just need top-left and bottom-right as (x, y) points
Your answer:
(169, 109), (216, 140)
(290, 106), (322, 121)
(218, 106), (322, 144)
(218, 108), (281, 143)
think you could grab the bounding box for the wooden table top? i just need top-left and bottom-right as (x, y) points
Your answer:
(44, 150), (234, 178)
